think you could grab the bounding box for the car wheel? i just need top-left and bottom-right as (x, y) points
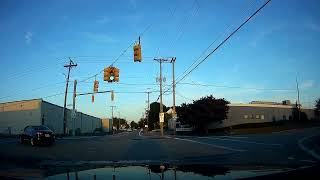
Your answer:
(30, 138), (36, 146)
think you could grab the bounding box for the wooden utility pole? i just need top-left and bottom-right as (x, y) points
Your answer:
(110, 106), (116, 129)
(72, 80), (77, 136)
(296, 77), (301, 122)
(171, 57), (177, 136)
(154, 57), (176, 136)
(62, 58), (77, 136)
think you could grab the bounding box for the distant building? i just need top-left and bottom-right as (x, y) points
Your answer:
(167, 100), (316, 130)
(102, 118), (113, 133)
(0, 99), (102, 135)
(208, 100), (315, 129)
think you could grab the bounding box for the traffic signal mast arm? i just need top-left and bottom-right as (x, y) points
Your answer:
(76, 90), (114, 97)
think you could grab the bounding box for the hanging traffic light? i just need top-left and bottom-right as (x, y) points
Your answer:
(104, 68), (111, 81)
(93, 80), (99, 93)
(103, 67), (120, 83)
(133, 44), (142, 62)
(111, 90), (114, 101)
(113, 67), (119, 82)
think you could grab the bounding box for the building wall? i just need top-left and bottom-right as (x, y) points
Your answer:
(208, 104), (316, 129)
(41, 101), (65, 134)
(0, 99), (42, 134)
(0, 99), (101, 135)
(102, 118), (113, 132)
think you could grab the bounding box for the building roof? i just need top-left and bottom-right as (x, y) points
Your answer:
(229, 103), (294, 109)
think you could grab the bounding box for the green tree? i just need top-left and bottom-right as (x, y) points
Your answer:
(176, 95), (230, 135)
(147, 102), (170, 130)
(130, 121), (139, 129)
(112, 117), (128, 129)
(292, 102), (309, 122)
(138, 118), (146, 128)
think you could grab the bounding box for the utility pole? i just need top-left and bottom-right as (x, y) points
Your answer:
(110, 106), (116, 130)
(154, 57), (176, 136)
(146, 90), (151, 131)
(72, 80), (77, 136)
(118, 111), (121, 130)
(171, 57), (177, 136)
(296, 76), (301, 122)
(62, 58), (77, 136)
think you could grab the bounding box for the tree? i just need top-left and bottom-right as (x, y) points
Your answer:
(147, 102), (170, 130)
(138, 118), (146, 128)
(315, 98), (320, 119)
(130, 121), (139, 129)
(176, 95), (230, 135)
(112, 117), (128, 129)
(292, 102), (309, 122)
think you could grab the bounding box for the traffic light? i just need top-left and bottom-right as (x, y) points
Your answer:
(113, 67), (119, 82)
(133, 44), (142, 62)
(92, 95), (94, 103)
(104, 68), (111, 81)
(103, 67), (119, 82)
(93, 80), (99, 93)
(111, 90), (114, 101)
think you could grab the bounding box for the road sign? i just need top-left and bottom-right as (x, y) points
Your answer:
(159, 112), (164, 123)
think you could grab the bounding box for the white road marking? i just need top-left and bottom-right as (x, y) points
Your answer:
(199, 137), (283, 147)
(174, 137), (246, 152)
(300, 159), (316, 163)
(213, 135), (248, 139)
(272, 129), (298, 134)
(288, 157), (295, 160)
(298, 135), (320, 161)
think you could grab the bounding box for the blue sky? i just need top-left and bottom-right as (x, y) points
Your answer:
(0, 0), (319, 121)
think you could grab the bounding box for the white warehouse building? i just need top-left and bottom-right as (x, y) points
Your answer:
(0, 99), (102, 135)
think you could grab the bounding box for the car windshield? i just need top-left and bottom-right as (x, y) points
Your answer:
(0, 0), (320, 179)
(32, 126), (49, 131)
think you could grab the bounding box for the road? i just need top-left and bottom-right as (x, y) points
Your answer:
(0, 127), (319, 169)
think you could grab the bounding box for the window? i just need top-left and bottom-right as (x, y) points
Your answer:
(255, 115), (260, 119)
(261, 115), (265, 120)
(244, 115), (248, 119)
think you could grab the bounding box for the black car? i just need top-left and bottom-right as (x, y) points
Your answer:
(19, 125), (55, 146)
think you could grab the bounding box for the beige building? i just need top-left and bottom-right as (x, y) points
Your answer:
(0, 99), (102, 135)
(168, 100), (316, 130)
(208, 100), (315, 129)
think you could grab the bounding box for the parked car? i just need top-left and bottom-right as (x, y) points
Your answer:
(19, 125), (55, 146)
(127, 129), (132, 132)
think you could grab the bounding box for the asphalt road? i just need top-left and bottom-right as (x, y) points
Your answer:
(0, 127), (319, 168)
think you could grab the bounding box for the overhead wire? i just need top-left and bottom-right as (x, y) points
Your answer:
(156, 0), (272, 102)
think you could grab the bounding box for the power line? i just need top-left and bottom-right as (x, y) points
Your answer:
(179, 82), (296, 92)
(157, 0), (271, 101)
(175, 0), (256, 82)
(177, 0), (271, 84)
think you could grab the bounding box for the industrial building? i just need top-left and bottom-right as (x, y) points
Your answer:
(208, 100), (315, 129)
(168, 100), (316, 130)
(0, 99), (102, 135)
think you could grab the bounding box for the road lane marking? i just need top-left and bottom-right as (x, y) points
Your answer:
(198, 137), (283, 147)
(213, 135), (248, 139)
(174, 137), (247, 152)
(300, 159), (316, 163)
(298, 135), (320, 161)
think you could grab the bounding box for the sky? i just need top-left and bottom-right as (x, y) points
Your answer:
(0, 0), (319, 122)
